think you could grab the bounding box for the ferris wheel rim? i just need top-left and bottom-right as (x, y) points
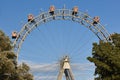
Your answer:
(12, 8), (113, 62)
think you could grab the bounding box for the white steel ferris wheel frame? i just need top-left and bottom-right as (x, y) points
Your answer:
(12, 8), (113, 80)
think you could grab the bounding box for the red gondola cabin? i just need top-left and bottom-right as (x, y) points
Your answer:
(12, 31), (17, 39)
(93, 16), (100, 25)
(49, 5), (55, 15)
(72, 6), (78, 16)
(28, 14), (34, 22)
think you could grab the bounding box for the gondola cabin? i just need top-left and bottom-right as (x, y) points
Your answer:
(73, 6), (78, 13)
(72, 6), (78, 16)
(28, 14), (34, 22)
(12, 31), (17, 39)
(49, 5), (55, 15)
(93, 16), (100, 25)
(49, 5), (55, 12)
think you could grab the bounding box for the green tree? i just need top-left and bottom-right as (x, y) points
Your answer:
(0, 30), (34, 80)
(87, 33), (120, 80)
(0, 30), (12, 52)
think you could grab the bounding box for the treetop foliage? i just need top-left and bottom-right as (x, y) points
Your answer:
(88, 33), (120, 80)
(0, 30), (34, 80)
(0, 30), (12, 52)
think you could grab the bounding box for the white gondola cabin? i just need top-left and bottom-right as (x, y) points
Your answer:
(12, 31), (17, 39)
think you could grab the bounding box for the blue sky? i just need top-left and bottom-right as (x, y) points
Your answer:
(0, 0), (120, 80)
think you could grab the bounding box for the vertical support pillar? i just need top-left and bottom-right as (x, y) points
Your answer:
(57, 56), (74, 80)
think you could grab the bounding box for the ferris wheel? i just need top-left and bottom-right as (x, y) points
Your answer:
(12, 6), (112, 80)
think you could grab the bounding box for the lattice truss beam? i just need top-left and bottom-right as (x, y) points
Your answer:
(12, 8), (112, 61)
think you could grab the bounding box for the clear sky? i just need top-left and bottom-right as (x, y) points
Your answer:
(0, 0), (120, 80)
